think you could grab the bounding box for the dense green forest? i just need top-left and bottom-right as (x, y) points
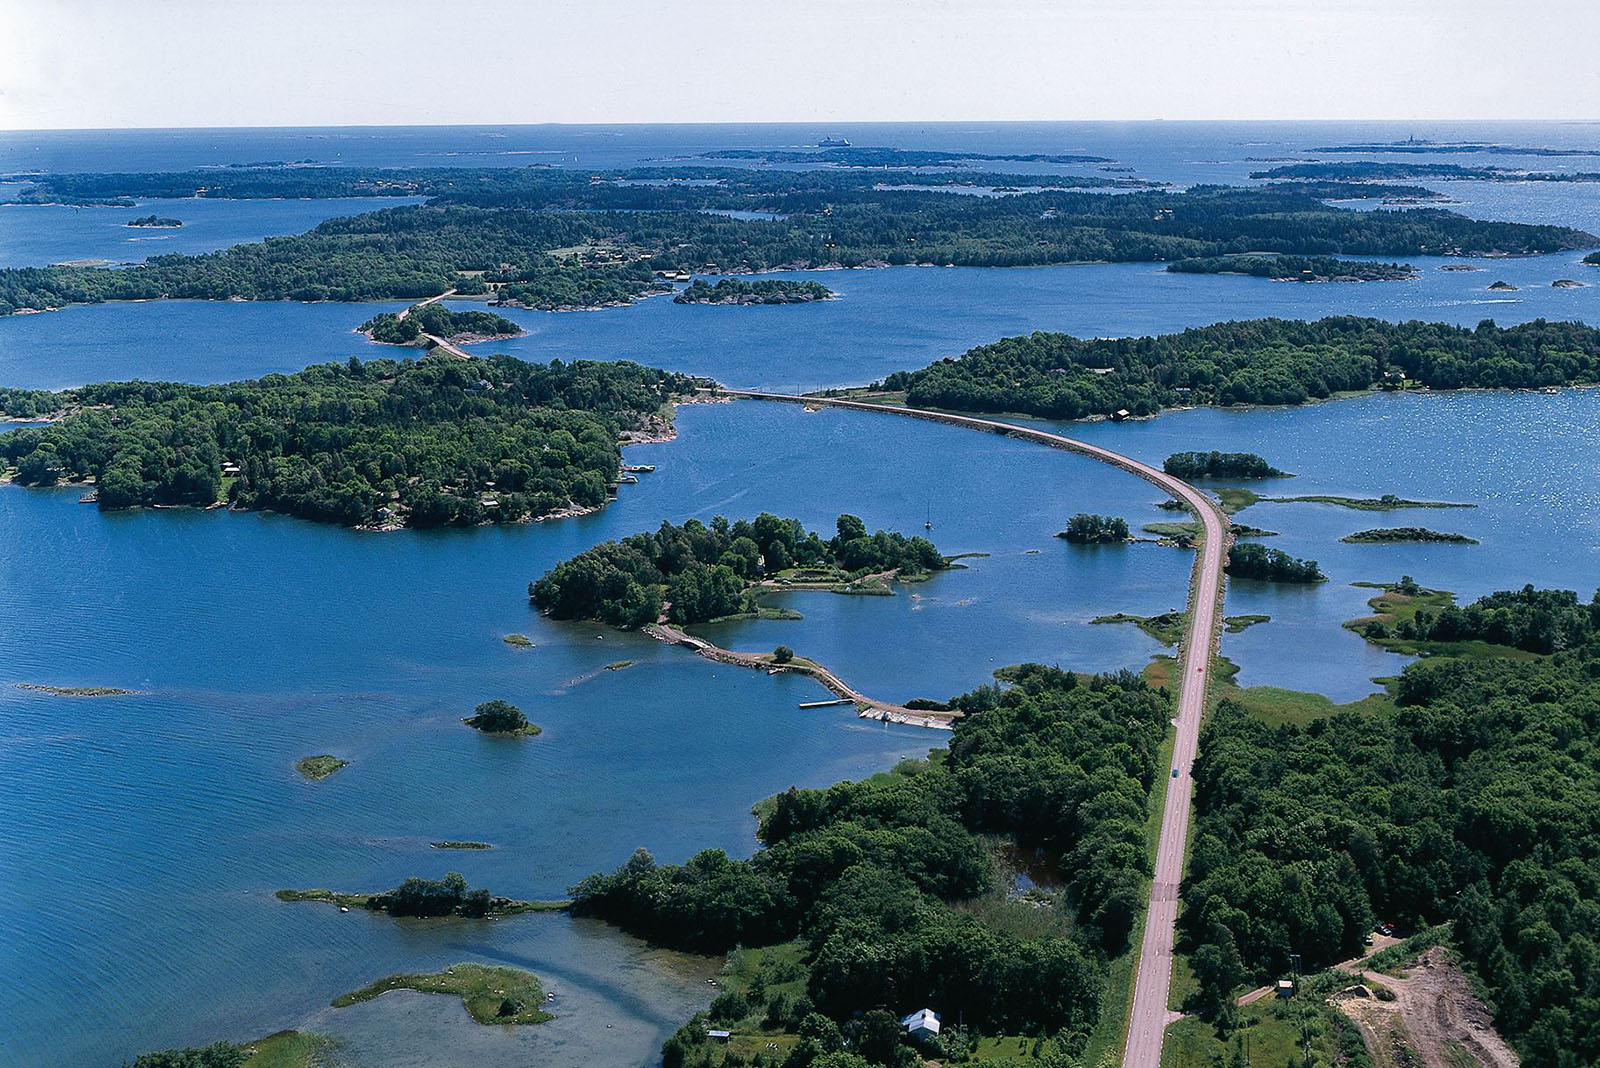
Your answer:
(1166, 253), (1416, 281)
(530, 513), (946, 627)
(0, 386), (60, 418)
(1163, 451), (1288, 480)
(1056, 513), (1131, 543)
(876, 316), (1600, 419)
(1183, 595), (1600, 1063)
(0, 354), (695, 527)
(673, 278), (834, 304)
(572, 665), (1171, 1065)
(1, 169), (1590, 316)
(1224, 544), (1325, 583)
(359, 303), (522, 344)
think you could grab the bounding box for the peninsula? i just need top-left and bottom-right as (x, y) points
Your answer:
(0, 353), (698, 528)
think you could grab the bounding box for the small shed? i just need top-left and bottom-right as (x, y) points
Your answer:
(1111, 408), (1132, 422)
(705, 1029), (732, 1042)
(1276, 979), (1296, 999)
(901, 1008), (940, 1039)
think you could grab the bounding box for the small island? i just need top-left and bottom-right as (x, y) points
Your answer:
(1553, 279), (1588, 289)
(673, 278), (835, 305)
(1225, 544), (1326, 583)
(1341, 527), (1479, 545)
(1056, 513), (1131, 543)
(1164, 451), (1291, 480)
(295, 754), (348, 780)
(359, 303), (523, 346)
(1488, 280), (1518, 291)
(464, 699), (541, 736)
(502, 633), (533, 647)
(126, 214), (182, 228)
(431, 840), (492, 850)
(1167, 254), (1415, 282)
(531, 513), (946, 628)
(16, 683), (139, 697)
(333, 963), (552, 1025)
(277, 872), (566, 917)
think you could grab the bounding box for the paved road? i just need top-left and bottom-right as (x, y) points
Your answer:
(720, 391), (1231, 1067)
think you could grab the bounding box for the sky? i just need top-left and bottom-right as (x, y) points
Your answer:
(1, 0), (1597, 130)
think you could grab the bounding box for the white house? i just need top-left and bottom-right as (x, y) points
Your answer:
(901, 1008), (940, 1040)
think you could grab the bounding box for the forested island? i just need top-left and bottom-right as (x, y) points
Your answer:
(126, 214), (182, 228)
(570, 664), (1169, 1066)
(1183, 583), (1600, 1063)
(0, 353), (697, 528)
(1224, 544), (1325, 582)
(1166, 253), (1416, 282)
(871, 316), (1600, 420)
(1056, 513), (1131, 543)
(359, 302), (522, 345)
(463, 699), (540, 736)
(1340, 527), (1478, 544)
(1, 163), (1592, 316)
(673, 278), (834, 305)
(1162, 452), (1289, 480)
(530, 513), (946, 627)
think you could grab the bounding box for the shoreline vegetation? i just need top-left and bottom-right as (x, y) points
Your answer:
(331, 963), (552, 1025)
(1215, 487), (1475, 514)
(1340, 527), (1479, 544)
(530, 513), (947, 628)
(673, 278), (834, 305)
(0, 354), (700, 529)
(131, 1031), (339, 1068)
(358, 303), (522, 346)
(293, 755), (347, 780)
(276, 874), (568, 918)
(866, 317), (1600, 421)
(2, 162), (1592, 317)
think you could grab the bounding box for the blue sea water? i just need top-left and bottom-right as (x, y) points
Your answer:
(1, 122), (1599, 1068)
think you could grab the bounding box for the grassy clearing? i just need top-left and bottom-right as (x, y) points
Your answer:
(1223, 614), (1270, 633)
(294, 755), (348, 781)
(242, 1031), (342, 1068)
(333, 963), (553, 1024)
(1161, 997), (1349, 1068)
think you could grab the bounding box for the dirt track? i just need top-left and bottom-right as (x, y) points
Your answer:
(1337, 947), (1520, 1068)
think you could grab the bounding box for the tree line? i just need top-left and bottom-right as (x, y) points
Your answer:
(0, 353), (696, 528)
(1370, 585), (1600, 654)
(879, 316), (1600, 420)
(1224, 544), (1325, 583)
(530, 513), (946, 628)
